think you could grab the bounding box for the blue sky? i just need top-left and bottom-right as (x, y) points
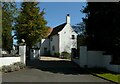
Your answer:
(40, 2), (86, 28)
(16, 2), (86, 28)
(14, 2), (86, 44)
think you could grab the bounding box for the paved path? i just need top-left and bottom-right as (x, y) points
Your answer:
(2, 56), (114, 83)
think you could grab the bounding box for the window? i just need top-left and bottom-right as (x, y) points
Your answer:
(72, 35), (75, 39)
(50, 37), (53, 41)
(44, 48), (47, 51)
(52, 46), (55, 51)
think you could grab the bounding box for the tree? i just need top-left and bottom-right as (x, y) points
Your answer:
(83, 2), (120, 64)
(72, 22), (86, 35)
(72, 22), (86, 50)
(16, 2), (48, 58)
(2, 2), (17, 52)
(16, 2), (47, 47)
(0, 3), (2, 48)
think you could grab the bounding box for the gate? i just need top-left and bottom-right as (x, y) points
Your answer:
(71, 48), (78, 59)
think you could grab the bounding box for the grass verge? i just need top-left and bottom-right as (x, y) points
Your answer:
(96, 73), (120, 83)
(87, 68), (120, 84)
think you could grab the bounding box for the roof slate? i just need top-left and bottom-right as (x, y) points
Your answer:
(48, 23), (66, 37)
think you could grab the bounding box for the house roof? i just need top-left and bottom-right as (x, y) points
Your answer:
(48, 23), (66, 37)
(46, 27), (53, 36)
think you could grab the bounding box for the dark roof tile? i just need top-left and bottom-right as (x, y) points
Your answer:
(49, 23), (66, 37)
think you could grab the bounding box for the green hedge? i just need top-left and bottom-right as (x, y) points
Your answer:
(60, 51), (71, 59)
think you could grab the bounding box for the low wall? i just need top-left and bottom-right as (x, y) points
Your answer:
(87, 51), (104, 68)
(0, 57), (20, 67)
(0, 45), (26, 67)
(73, 46), (120, 73)
(107, 64), (120, 73)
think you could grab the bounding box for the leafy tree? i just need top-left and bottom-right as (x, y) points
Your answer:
(2, 2), (17, 52)
(72, 22), (86, 35)
(72, 22), (86, 50)
(83, 2), (120, 63)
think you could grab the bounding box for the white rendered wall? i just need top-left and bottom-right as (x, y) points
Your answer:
(0, 45), (26, 67)
(50, 35), (59, 55)
(79, 46), (87, 67)
(59, 24), (77, 54)
(19, 45), (26, 65)
(87, 51), (104, 68)
(40, 39), (50, 55)
(0, 57), (20, 67)
(75, 46), (120, 73)
(104, 55), (120, 73)
(103, 55), (111, 68)
(107, 65), (120, 73)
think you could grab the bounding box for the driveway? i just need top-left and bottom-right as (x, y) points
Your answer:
(2, 56), (115, 83)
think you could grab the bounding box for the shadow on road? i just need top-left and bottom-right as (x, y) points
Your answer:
(26, 59), (90, 75)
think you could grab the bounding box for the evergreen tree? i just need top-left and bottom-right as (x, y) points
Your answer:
(2, 2), (17, 52)
(16, 2), (48, 58)
(16, 2), (47, 47)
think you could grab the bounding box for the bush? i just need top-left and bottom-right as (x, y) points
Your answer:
(2, 65), (11, 73)
(54, 52), (60, 57)
(61, 51), (71, 59)
(1, 62), (25, 73)
(13, 62), (25, 69)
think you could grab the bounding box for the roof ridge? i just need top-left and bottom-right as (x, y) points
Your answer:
(48, 23), (66, 37)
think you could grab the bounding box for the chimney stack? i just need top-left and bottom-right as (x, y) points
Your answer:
(66, 14), (70, 24)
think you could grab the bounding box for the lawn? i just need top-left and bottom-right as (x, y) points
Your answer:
(86, 68), (120, 83)
(96, 73), (120, 83)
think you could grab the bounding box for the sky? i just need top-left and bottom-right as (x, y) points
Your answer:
(40, 2), (86, 28)
(16, 2), (86, 28)
(14, 2), (86, 44)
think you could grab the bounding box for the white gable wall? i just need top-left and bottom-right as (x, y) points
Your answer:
(40, 39), (50, 55)
(50, 34), (59, 55)
(59, 24), (77, 54)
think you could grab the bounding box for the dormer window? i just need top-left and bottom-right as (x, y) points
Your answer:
(72, 35), (75, 39)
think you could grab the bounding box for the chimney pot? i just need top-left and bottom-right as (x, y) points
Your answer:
(67, 14), (69, 16)
(66, 14), (70, 24)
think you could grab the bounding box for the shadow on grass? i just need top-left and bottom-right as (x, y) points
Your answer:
(26, 59), (90, 75)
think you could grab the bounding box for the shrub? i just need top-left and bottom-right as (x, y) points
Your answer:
(13, 62), (25, 69)
(61, 51), (71, 59)
(1, 62), (25, 73)
(2, 65), (11, 73)
(54, 52), (60, 57)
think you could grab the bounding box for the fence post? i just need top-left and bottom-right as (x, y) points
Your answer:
(19, 45), (26, 65)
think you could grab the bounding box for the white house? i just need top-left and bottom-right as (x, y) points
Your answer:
(40, 14), (77, 56)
